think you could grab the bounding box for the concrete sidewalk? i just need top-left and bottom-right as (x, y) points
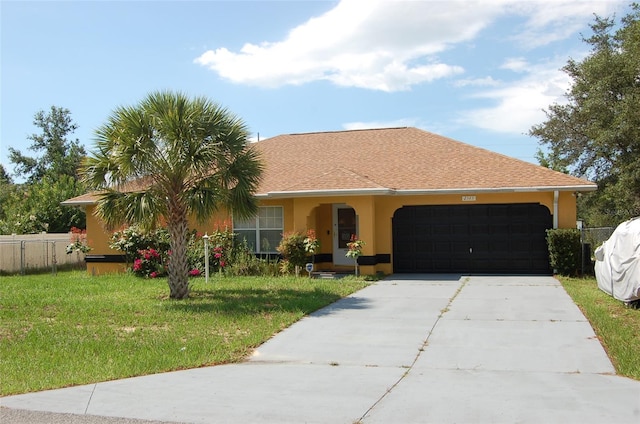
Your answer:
(2, 275), (639, 423)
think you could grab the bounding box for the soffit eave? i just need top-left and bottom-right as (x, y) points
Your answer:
(256, 184), (597, 199)
(60, 199), (97, 207)
(62, 184), (597, 204)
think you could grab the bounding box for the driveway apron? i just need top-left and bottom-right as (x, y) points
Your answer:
(2, 275), (639, 423)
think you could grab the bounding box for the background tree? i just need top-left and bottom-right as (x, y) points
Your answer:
(9, 106), (86, 183)
(0, 165), (16, 233)
(0, 176), (86, 234)
(0, 164), (12, 184)
(1, 107), (86, 234)
(82, 91), (263, 299)
(530, 4), (640, 227)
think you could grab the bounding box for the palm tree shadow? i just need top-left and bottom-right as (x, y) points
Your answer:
(310, 296), (371, 317)
(163, 287), (367, 316)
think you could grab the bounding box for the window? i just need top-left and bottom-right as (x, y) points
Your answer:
(234, 206), (283, 253)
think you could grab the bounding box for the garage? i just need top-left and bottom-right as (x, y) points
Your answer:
(392, 203), (553, 274)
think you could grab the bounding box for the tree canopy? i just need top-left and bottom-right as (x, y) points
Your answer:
(0, 164), (12, 184)
(1, 107), (86, 234)
(82, 91), (263, 299)
(0, 175), (86, 234)
(530, 4), (640, 226)
(9, 106), (86, 183)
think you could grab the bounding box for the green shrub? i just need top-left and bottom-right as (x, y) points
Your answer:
(110, 226), (171, 278)
(225, 247), (260, 276)
(186, 228), (236, 275)
(546, 228), (582, 276)
(277, 232), (309, 275)
(110, 225), (281, 278)
(226, 241), (280, 277)
(110, 225), (171, 263)
(111, 226), (230, 278)
(132, 248), (166, 278)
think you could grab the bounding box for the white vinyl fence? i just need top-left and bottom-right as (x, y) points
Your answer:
(0, 233), (85, 275)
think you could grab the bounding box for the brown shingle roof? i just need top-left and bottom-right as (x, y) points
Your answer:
(61, 192), (101, 206)
(61, 177), (155, 206)
(252, 127), (596, 197)
(62, 127), (596, 205)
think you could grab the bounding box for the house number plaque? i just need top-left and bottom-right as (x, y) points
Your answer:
(462, 196), (476, 202)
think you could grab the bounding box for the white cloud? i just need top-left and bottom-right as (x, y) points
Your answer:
(453, 0), (624, 135)
(195, 0), (499, 91)
(342, 118), (456, 138)
(501, 58), (529, 72)
(194, 0), (624, 93)
(508, 1), (622, 48)
(454, 76), (500, 88)
(342, 118), (420, 131)
(458, 59), (572, 134)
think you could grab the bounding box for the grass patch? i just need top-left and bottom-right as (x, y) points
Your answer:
(559, 276), (640, 380)
(0, 271), (368, 395)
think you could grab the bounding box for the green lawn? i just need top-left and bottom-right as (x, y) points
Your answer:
(0, 271), (368, 396)
(560, 276), (640, 380)
(3, 273), (636, 396)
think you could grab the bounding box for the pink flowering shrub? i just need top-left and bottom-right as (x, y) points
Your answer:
(111, 222), (245, 279)
(66, 227), (91, 255)
(346, 234), (365, 259)
(132, 248), (166, 278)
(213, 246), (227, 269)
(185, 227), (234, 277)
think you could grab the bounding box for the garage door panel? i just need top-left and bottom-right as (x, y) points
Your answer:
(414, 240), (432, 253)
(532, 257), (552, 269)
(507, 258), (532, 271)
(414, 221), (431, 232)
(432, 224), (452, 235)
(453, 243), (471, 252)
(394, 254), (413, 267)
(488, 239), (509, 254)
(488, 223), (509, 236)
(477, 259), (508, 272)
(489, 205), (509, 218)
(470, 224), (489, 234)
(511, 223), (531, 234)
(431, 207), (451, 219)
(451, 223), (467, 234)
(393, 203), (552, 274)
(510, 240), (532, 253)
(432, 259), (456, 272)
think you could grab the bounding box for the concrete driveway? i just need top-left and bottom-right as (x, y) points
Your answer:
(2, 275), (639, 423)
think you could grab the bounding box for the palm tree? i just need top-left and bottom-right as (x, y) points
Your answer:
(82, 91), (263, 299)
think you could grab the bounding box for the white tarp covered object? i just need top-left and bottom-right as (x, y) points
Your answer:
(594, 217), (640, 303)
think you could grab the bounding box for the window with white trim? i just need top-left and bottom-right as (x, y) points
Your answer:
(234, 206), (283, 254)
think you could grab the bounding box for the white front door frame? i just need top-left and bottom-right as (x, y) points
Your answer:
(333, 204), (358, 266)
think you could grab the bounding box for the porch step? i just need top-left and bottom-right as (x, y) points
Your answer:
(310, 271), (351, 280)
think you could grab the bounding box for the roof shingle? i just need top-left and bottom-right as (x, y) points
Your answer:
(252, 127), (595, 196)
(62, 127), (596, 205)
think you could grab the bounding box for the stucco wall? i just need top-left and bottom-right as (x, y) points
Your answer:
(84, 205), (232, 275)
(281, 190), (578, 275)
(82, 190), (578, 276)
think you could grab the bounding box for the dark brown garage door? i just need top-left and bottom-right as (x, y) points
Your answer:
(392, 203), (552, 274)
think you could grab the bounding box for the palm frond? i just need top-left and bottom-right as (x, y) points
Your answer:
(83, 89), (262, 233)
(95, 189), (164, 231)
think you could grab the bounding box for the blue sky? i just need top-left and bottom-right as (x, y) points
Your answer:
(1, 0), (629, 179)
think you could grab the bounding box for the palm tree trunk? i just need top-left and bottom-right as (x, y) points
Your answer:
(167, 200), (190, 299)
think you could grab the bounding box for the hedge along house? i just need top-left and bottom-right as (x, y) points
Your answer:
(63, 127), (596, 276)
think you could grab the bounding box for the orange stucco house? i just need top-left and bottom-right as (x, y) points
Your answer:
(64, 127), (596, 276)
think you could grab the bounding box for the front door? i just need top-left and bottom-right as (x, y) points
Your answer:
(333, 204), (357, 266)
